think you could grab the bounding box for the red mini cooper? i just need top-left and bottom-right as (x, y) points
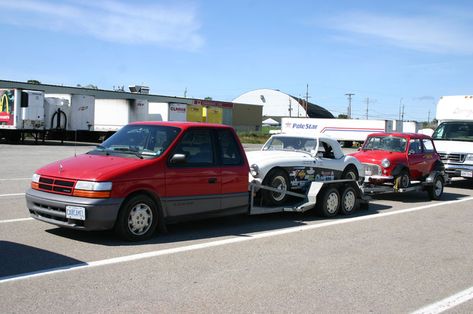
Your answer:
(351, 133), (445, 190)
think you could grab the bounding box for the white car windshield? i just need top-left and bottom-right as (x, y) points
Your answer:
(262, 136), (317, 153)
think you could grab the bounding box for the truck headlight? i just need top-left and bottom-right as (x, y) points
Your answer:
(381, 158), (390, 168)
(31, 173), (41, 189)
(466, 154), (473, 162)
(74, 181), (112, 198)
(250, 164), (259, 177)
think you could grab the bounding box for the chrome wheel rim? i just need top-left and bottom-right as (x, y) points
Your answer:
(434, 179), (443, 196)
(271, 175), (287, 202)
(128, 203), (153, 236)
(326, 192), (339, 214)
(343, 190), (356, 211)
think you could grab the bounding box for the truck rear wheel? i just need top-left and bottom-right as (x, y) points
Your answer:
(318, 187), (340, 217)
(428, 175), (444, 200)
(115, 194), (158, 241)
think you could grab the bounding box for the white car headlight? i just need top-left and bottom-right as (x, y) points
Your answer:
(250, 164), (259, 177)
(75, 181), (112, 191)
(381, 158), (390, 168)
(465, 154), (473, 162)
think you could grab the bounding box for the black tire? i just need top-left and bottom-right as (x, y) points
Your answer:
(428, 175), (444, 200)
(262, 168), (290, 206)
(395, 169), (410, 189)
(115, 194), (159, 241)
(342, 165), (359, 181)
(340, 186), (359, 215)
(318, 187), (340, 217)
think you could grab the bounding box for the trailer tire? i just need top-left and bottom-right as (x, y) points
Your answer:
(428, 175), (444, 200)
(342, 165), (359, 181)
(340, 185), (359, 215)
(262, 168), (290, 206)
(115, 194), (158, 241)
(319, 187), (340, 217)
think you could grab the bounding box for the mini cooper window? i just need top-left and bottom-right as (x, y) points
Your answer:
(408, 139), (422, 155)
(363, 136), (407, 153)
(422, 139), (435, 153)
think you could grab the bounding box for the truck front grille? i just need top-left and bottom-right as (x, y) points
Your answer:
(363, 163), (381, 176)
(438, 153), (465, 163)
(38, 176), (76, 195)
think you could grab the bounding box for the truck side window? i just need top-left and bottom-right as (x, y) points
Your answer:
(172, 129), (214, 166)
(217, 129), (243, 166)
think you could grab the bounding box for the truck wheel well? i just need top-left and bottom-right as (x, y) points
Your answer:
(117, 190), (166, 231)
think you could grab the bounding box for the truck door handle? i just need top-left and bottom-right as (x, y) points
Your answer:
(208, 178), (217, 184)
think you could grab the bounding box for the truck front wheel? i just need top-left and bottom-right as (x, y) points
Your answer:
(115, 194), (158, 241)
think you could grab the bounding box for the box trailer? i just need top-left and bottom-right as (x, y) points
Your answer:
(281, 118), (402, 145)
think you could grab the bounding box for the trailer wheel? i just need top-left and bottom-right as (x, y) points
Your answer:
(342, 165), (359, 181)
(394, 169), (410, 189)
(428, 175), (444, 200)
(262, 169), (290, 206)
(319, 187), (340, 217)
(340, 186), (359, 215)
(115, 194), (158, 241)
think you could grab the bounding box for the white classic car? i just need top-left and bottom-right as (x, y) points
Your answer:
(247, 133), (364, 205)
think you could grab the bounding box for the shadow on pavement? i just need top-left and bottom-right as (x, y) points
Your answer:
(0, 241), (85, 279)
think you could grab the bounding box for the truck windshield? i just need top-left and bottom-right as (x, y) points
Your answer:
(92, 125), (180, 158)
(363, 136), (407, 152)
(262, 136), (317, 153)
(432, 122), (473, 142)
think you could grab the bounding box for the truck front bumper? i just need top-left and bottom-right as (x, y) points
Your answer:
(26, 188), (124, 231)
(444, 164), (473, 178)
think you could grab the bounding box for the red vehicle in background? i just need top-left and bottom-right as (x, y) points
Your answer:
(351, 132), (447, 200)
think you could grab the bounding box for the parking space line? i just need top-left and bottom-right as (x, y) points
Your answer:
(1, 196), (473, 284)
(0, 193), (25, 198)
(412, 286), (473, 314)
(0, 178), (30, 181)
(0, 218), (33, 224)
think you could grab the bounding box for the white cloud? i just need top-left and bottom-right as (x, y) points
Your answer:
(0, 0), (203, 50)
(325, 11), (473, 54)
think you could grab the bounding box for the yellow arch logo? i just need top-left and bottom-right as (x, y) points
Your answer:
(0, 93), (9, 113)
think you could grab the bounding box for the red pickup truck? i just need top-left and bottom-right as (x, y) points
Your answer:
(26, 122), (249, 241)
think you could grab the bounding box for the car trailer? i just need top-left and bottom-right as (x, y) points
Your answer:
(249, 179), (370, 217)
(361, 171), (449, 200)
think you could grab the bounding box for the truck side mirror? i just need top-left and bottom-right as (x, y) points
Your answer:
(170, 153), (187, 164)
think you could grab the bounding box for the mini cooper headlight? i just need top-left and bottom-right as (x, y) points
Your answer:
(381, 158), (391, 168)
(250, 164), (259, 177)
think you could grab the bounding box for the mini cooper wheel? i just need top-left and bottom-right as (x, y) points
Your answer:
(340, 186), (359, 215)
(115, 194), (158, 241)
(428, 175), (444, 200)
(395, 169), (410, 189)
(319, 187), (340, 217)
(262, 169), (290, 206)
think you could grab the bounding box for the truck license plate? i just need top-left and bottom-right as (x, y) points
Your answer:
(461, 170), (473, 178)
(66, 206), (86, 220)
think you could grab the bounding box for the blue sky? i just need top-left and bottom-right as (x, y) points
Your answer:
(1, 0), (473, 121)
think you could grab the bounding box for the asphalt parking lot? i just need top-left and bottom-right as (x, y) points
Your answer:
(1, 143), (473, 313)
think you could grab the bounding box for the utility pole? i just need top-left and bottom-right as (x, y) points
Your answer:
(288, 97), (293, 117)
(305, 84), (310, 118)
(365, 97), (369, 119)
(345, 93), (354, 118)
(184, 87), (187, 98)
(427, 110), (431, 123)
(399, 98), (403, 120)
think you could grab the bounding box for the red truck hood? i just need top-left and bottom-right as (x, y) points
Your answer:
(350, 150), (405, 164)
(36, 153), (149, 181)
